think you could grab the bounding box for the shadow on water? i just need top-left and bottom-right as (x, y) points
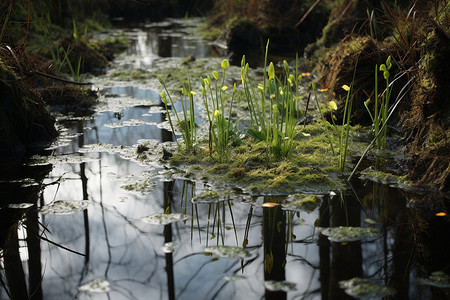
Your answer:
(1, 18), (450, 300)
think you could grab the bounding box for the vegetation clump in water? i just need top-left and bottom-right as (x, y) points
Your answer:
(321, 226), (380, 242)
(339, 277), (396, 299)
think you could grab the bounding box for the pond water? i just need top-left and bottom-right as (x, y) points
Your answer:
(1, 18), (450, 300)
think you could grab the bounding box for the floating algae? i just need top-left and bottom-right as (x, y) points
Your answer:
(282, 193), (320, 213)
(78, 278), (110, 294)
(339, 277), (395, 299)
(321, 226), (380, 242)
(204, 246), (250, 259)
(40, 200), (90, 215)
(418, 271), (450, 288)
(141, 213), (189, 225)
(264, 280), (297, 292)
(191, 190), (221, 204)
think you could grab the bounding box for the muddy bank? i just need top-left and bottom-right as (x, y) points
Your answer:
(0, 60), (57, 156)
(314, 0), (449, 190)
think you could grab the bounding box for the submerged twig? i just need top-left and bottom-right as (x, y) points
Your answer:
(33, 70), (93, 85)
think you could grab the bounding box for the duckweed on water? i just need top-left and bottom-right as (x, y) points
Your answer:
(264, 280), (297, 292)
(204, 246), (250, 259)
(224, 275), (247, 281)
(282, 193), (320, 213)
(78, 278), (110, 294)
(40, 200), (90, 215)
(141, 213), (189, 225)
(339, 277), (396, 299)
(321, 226), (380, 242)
(418, 271), (450, 288)
(191, 190), (221, 204)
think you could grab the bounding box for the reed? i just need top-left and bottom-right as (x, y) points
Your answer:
(158, 76), (196, 150)
(241, 40), (302, 159)
(200, 59), (237, 162)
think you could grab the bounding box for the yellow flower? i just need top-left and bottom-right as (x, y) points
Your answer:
(329, 101), (338, 111)
(214, 110), (220, 118)
(240, 67), (245, 85)
(342, 84), (350, 91)
(213, 71), (219, 81)
(190, 91), (197, 95)
(221, 86), (228, 91)
(270, 94), (276, 99)
(279, 87), (283, 95)
(257, 84), (264, 91)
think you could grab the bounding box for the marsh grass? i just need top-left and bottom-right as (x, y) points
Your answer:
(241, 40), (302, 159)
(158, 76), (196, 150)
(201, 59), (237, 163)
(365, 56), (393, 149)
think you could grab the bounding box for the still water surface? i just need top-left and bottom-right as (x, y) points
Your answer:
(1, 18), (449, 300)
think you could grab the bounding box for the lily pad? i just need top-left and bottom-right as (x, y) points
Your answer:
(39, 200), (90, 215)
(418, 271), (450, 288)
(204, 246), (250, 259)
(321, 226), (380, 242)
(264, 280), (297, 292)
(339, 278), (395, 299)
(141, 213), (189, 225)
(191, 190), (221, 204)
(282, 193), (320, 213)
(78, 278), (110, 293)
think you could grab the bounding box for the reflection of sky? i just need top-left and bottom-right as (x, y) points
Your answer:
(39, 144), (322, 299)
(118, 19), (216, 70)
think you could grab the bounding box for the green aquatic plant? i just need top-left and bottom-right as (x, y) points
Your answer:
(312, 82), (335, 155)
(337, 82), (354, 171)
(200, 58), (237, 162)
(241, 40), (302, 159)
(61, 45), (82, 82)
(364, 55), (393, 149)
(158, 76), (196, 150)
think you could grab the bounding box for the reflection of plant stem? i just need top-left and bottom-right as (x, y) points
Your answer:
(227, 199), (238, 246)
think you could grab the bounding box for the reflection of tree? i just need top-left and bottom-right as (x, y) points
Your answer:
(3, 225), (28, 299)
(26, 205), (43, 300)
(0, 163), (52, 299)
(263, 200), (287, 300)
(163, 180), (175, 300)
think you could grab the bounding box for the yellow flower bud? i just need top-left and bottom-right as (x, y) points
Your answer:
(342, 85), (350, 92)
(213, 71), (219, 81)
(268, 62), (275, 81)
(221, 59), (229, 69)
(329, 101), (337, 111)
